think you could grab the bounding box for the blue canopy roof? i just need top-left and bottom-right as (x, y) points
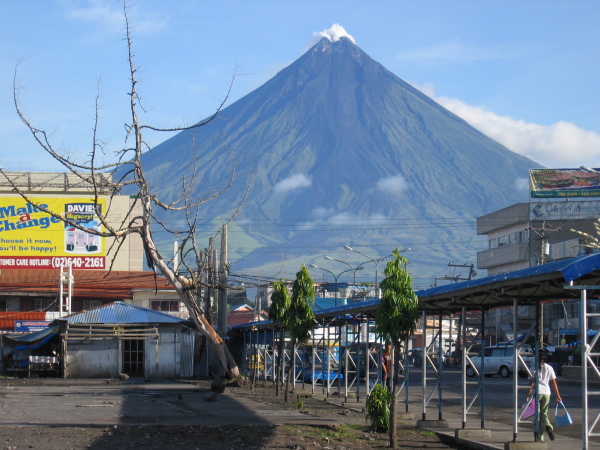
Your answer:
(416, 253), (600, 312)
(233, 254), (600, 330)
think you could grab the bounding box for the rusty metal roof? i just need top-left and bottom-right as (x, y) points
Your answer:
(0, 269), (174, 299)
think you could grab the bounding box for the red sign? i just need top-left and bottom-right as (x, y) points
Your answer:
(0, 256), (105, 269)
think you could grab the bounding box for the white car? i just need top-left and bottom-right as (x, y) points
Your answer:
(466, 343), (534, 378)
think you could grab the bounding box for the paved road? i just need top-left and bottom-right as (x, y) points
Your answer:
(0, 379), (347, 427)
(402, 368), (600, 444)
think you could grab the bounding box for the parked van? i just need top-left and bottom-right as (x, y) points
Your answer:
(466, 343), (534, 378)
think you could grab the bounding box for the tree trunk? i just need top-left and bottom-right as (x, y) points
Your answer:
(251, 333), (258, 389)
(285, 340), (296, 403)
(389, 341), (401, 449)
(276, 326), (284, 397)
(141, 225), (240, 377)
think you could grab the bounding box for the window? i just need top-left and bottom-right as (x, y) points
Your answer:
(0, 299), (6, 312)
(82, 300), (101, 310)
(34, 298), (55, 311)
(151, 300), (180, 312)
(489, 238), (497, 249)
(491, 348), (504, 357)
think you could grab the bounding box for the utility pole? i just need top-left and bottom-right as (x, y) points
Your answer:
(448, 263), (476, 280)
(528, 221), (561, 265)
(218, 225), (228, 337)
(204, 238), (214, 324)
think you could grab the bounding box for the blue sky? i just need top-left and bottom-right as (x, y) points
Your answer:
(1, 0), (599, 173)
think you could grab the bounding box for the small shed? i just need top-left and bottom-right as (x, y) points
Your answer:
(60, 301), (194, 379)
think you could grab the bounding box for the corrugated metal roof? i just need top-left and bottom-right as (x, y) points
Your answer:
(233, 254), (600, 329)
(0, 270), (174, 298)
(64, 301), (184, 324)
(416, 253), (600, 312)
(0, 312), (46, 331)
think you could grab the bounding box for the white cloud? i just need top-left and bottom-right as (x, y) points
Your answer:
(310, 24), (356, 47)
(515, 177), (530, 193)
(419, 86), (600, 169)
(299, 209), (387, 231)
(273, 173), (312, 193)
(375, 174), (409, 195)
(64, 0), (166, 34)
(65, 0), (124, 31)
(395, 39), (503, 63)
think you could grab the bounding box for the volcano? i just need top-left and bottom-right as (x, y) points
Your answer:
(135, 36), (537, 287)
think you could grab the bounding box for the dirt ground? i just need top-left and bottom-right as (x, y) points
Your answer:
(0, 377), (457, 449)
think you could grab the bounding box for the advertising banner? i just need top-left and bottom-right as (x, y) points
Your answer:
(0, 197), (106, 269)
(530, 200), (600, 221)
(15, 320), (51, 332)
(530, 168), (600, 198)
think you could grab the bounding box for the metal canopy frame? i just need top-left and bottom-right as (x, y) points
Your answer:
(234, 254), (600, 447)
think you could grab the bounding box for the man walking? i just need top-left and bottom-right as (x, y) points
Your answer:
(526, 353), (562, 442)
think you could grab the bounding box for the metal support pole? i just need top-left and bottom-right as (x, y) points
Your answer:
(404, 337), (410, 413)
(512, 298), (518, 442)
(344, 323), (349, 402)
(357, 321), (363, 401)
(481, 308), (486, 429)
(534, 299), (540, 441)
(461, 307), (467, 428)
(366, 319), (371, 395)
(438, 312), (443, 420)
(325, 325), (331, 397)
(582, 288), (589, 449)
(422, 310), (427, 420)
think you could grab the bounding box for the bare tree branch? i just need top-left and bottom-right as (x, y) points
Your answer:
(7, 0), (251, 378)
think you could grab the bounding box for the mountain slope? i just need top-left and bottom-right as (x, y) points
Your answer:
(135, 37), (537, 286)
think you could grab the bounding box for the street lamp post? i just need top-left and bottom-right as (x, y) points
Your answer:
(344, 246), (410, 296)
(324, 256), (362, 285)
(310, 264), (362, 306)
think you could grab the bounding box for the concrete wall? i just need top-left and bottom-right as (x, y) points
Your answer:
(67, 339), (120, 378)
(65, 324), (194, 379)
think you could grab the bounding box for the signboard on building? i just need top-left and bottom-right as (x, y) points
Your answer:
(530, 200), (600, 221)
(0, 197), (106, 269)
(15, 320), (51, 332)
(530, 168), (600, 198)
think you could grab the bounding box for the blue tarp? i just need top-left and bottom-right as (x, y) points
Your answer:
(3, 325), (59, 348)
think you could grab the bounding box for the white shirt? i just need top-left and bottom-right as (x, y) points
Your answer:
(531, 363), (556, 395)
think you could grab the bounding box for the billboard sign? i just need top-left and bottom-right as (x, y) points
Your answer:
(530, 168), (600, 198)
(0, 197), (106, 269)
(530, 200), (600, 221)
(15, 320), (51, 332)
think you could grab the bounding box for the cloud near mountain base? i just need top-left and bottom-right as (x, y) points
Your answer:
(273, 174), (312, 193)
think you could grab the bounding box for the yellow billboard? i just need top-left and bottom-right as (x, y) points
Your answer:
(0, 197), (106, 270)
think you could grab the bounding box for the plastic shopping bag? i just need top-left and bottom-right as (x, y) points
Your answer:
(521, 399), (536, 420)
(555, 401), (573, 427)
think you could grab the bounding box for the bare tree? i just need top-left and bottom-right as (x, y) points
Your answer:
(5, 3), (246, 377)
(572, 219), (600, 252)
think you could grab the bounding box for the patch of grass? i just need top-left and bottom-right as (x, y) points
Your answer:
(421, 430), (436, 437)
(320, 424), (356, 440)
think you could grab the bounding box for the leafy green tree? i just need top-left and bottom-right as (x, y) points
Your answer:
(376, 248), (419, 448)
(269, 280), (291, 397)
(283, 265), (315, 402)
